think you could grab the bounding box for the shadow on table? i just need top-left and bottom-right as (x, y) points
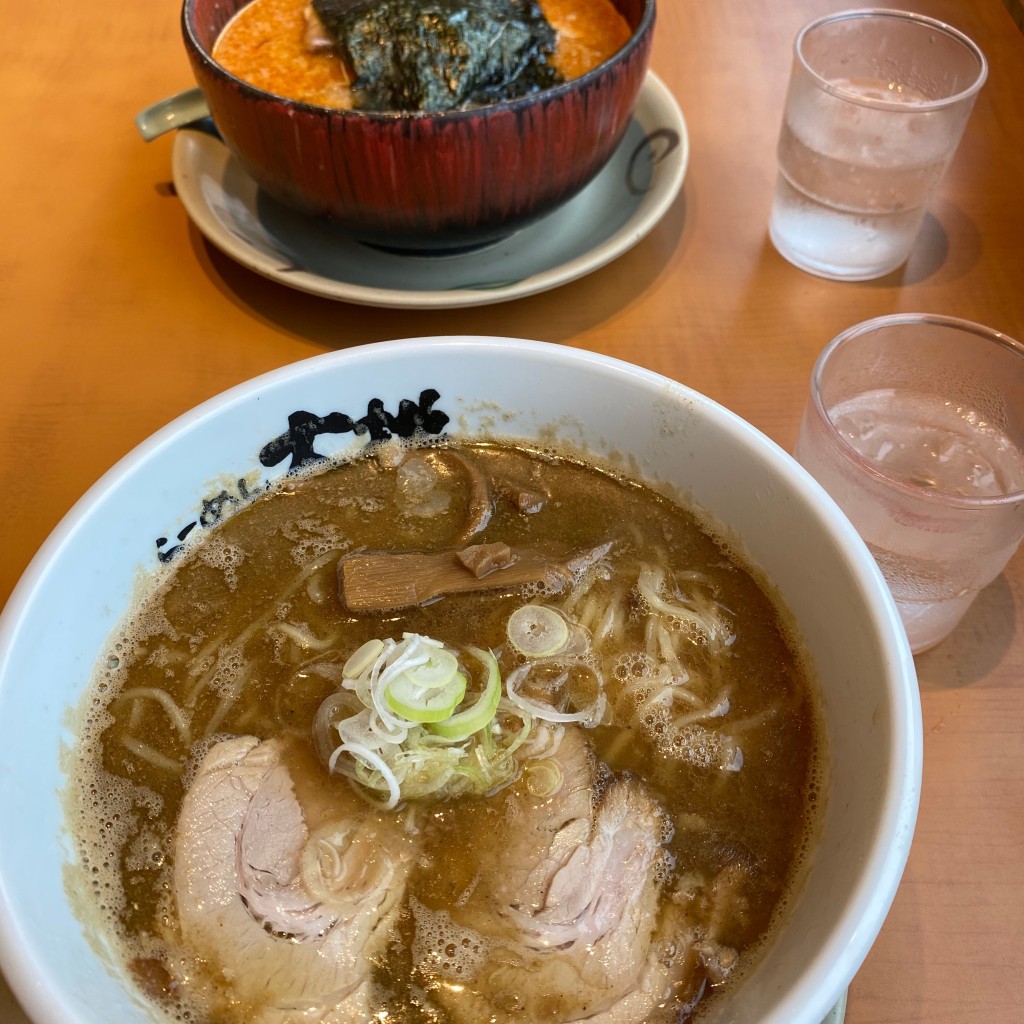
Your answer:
(186, 187), (689, 351)
(860, 201), (982, 289)
(915, 574), (1017, 688)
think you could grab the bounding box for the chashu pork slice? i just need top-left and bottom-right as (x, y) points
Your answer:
(431, 726), (692, 1024)
(173, 735), (415, 1023)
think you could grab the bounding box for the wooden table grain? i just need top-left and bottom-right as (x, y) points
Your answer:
(1, 1), (1022, 1022)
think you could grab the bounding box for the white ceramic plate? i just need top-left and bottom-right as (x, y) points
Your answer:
(171, 73), (688, 308)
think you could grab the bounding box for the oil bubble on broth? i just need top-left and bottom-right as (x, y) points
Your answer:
(66, 437), (825, 1024)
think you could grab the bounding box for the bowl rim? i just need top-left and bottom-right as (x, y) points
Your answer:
(181, 0), (657, 121)
(0, 337), (921, 1024)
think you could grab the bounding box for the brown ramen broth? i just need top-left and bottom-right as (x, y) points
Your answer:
(213, 0), (632, 108)
(68, 438), (823, 1024)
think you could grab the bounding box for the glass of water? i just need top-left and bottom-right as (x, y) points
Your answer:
(769, 9), (987, 281)
(795, 314), (1024, 654)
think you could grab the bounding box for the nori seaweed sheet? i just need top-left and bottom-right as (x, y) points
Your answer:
(311, 0), (564, 112)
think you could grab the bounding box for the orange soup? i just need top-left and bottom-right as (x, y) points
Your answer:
(213, 0), (632, 108)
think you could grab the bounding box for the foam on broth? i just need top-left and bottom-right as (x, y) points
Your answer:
(66, 437), (825, 1023)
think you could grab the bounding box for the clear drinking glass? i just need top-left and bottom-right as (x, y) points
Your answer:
(769, 9), (987, 281)
(795, 314), (1024, 654)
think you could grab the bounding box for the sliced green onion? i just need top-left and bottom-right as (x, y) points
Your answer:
(385, 671), (467, 723)
(524, 758), (564, 797)
(429, 647), (501, 741)
(507, 605), (570, 658)
(343, 638), (385, 678)
(322, 634), (530, 805)
(397, 647), (459, 689)
(329, 741), (401, 809)
(505, 663), (606, 726)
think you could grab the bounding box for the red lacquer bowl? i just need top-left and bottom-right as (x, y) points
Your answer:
(182, 0), (655, 252)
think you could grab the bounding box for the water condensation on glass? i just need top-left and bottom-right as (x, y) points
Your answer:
(783, 74), (961, 204)
(795, 384), (1024, 650)
(769, 15), (984, 280)
(830, 389), (1024, 499)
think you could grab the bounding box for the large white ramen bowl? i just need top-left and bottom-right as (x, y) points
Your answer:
(0, 337), (920, 1024)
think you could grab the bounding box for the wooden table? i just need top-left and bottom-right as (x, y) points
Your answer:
(1, 1), (1022, 1021)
